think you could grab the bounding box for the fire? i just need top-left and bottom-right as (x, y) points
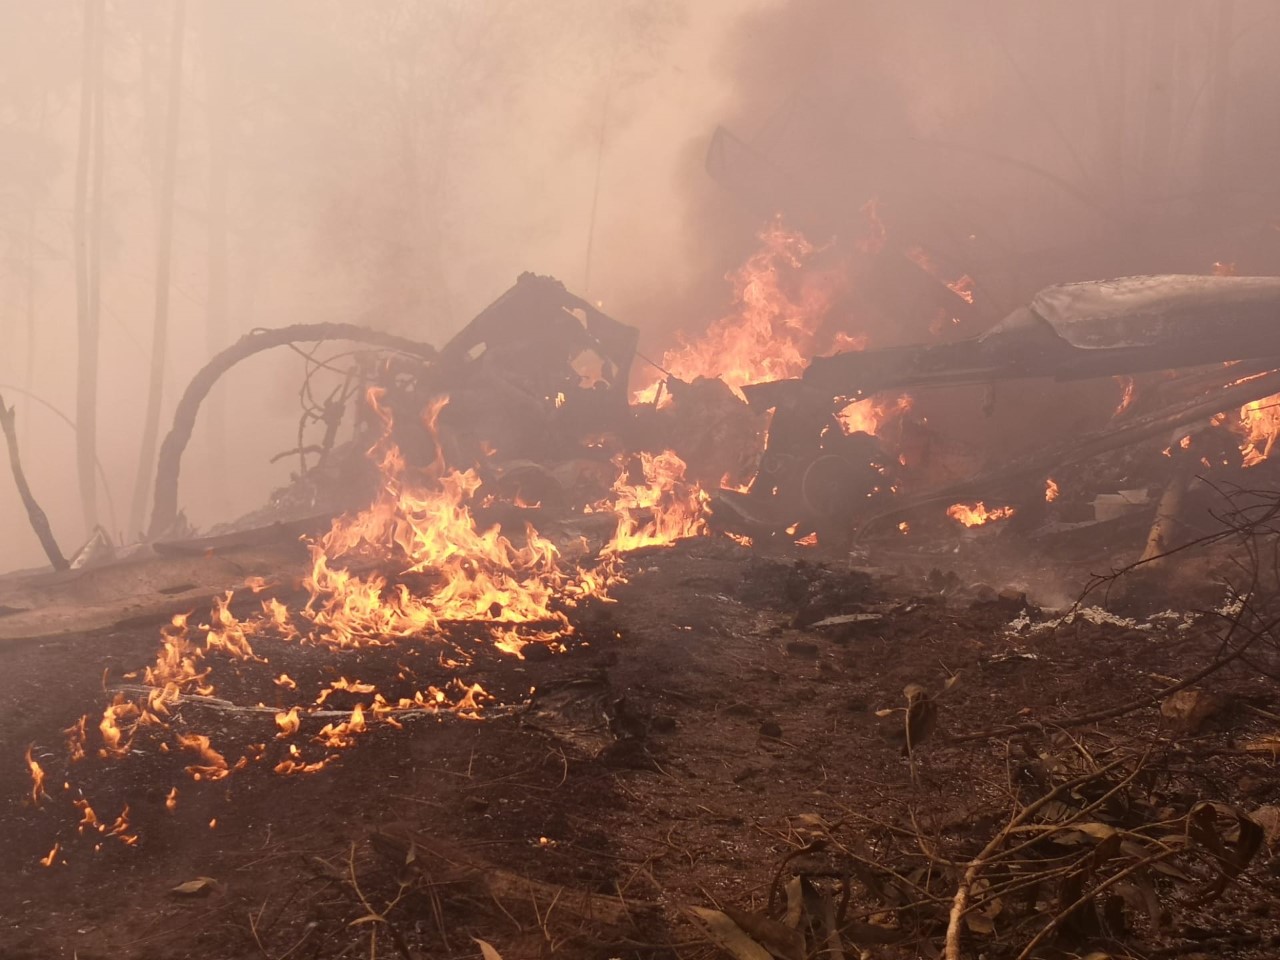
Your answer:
(836, 394), (913, 436)
(1239, 394), (1280, 467)
(635, 218), (849, 402)
(604, 451), (708, 553)
(47, 386), (721, 852)
(25, 745), (47, 806)
(176, 733), (230, 781)
(947, 501), (1015, 527)
(64, 715), (88, 762)
(1045, 478), (1060, 502)
(316, 704), (366, 750)
(1114, 377), (1135, 417)
(300, 396), (586, 648)
(99, 694), (140, 757)
(275, 706), (301, 737)
(75, 798), (98, 832)
(904, 245), (976, 306)
(106, 805), (138, 846)
(40, 842), (59, 867)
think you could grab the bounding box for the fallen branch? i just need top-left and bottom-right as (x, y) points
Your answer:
(943, 755), (1137, 960)
(369, 826), (658, 934)
(0, 395), (69, 571)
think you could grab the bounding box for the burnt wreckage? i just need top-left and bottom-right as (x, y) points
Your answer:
(147, 272), (1280, 550)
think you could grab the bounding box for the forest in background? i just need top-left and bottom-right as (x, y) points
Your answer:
(3, 0), (1280, 570)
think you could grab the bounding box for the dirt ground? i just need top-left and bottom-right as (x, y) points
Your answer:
(3, 537), (1280, 960)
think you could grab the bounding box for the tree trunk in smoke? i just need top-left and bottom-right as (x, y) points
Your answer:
(582, 81), (612, 298)
(202, 0), (231, 511)
(1095, 4), (1128, 213)
(1138, 1), (1178, 208)
(1200, 1), (1234, 213)
(129, 0), (187, 539)
(73, 0), (105, 534)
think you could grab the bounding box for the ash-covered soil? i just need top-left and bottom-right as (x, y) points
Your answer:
(3, 539), (1280, 960)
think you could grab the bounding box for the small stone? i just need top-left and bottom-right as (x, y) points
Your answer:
(759, 719), (783, 739)
(1160, 689), (1224, 733)
(464, 796), (490, 813)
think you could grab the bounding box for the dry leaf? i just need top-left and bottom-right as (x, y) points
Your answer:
(170, 877), (219, 897)
(685, 906), (773, 960)
(723, 906), (805, 960)
(472, 937), (504, 960)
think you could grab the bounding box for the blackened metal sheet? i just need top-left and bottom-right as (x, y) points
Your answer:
(1027, 274), (1280, 351)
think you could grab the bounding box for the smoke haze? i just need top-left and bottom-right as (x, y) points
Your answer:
(3, 0), (1279, 571)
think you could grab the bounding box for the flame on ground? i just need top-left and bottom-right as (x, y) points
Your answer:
(605, 451), (707, 554)
(947, 502), (1016, 527)
(1045, 478), (1060, 502)
(25, 745), (46, 806)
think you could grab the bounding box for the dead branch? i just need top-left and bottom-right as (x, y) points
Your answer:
(0, 396), (69, 571)
(147, 323), (436, 539)
(943, 755), (1136, 960)
(369, 826), (658, 935)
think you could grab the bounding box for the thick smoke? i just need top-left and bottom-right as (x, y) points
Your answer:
(3, 1), (1280, 571)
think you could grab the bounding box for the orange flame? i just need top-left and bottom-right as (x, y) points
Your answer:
(99, 694), (140, 757)
(1113, 377), (1135, 418)
(176, 733), (230, 781)
(604, 451), (708, 553)
(947, 502), (1015, 527)
(64, 715), (88, 763)
(1045, 478), (1060, 502)
(25, 745), (46, 806)
(836, 395), (913, 437)
(275, 706), (301, 738)
(1239, 394), (1280, 467)
(635, 219), (849, 401)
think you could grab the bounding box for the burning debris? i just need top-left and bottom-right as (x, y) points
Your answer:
(10, 215), (1280, 960)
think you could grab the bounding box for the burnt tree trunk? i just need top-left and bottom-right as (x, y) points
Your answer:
(0, 397), (69, 572)
(129, 0), (187, 539)
(202, 0), (232, 511)
(74, 0), (105, 534)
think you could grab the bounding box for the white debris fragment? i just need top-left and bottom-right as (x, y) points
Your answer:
(1006, 610), (1033, 633)
(1006, 605), (1153, 635)
(1215, 594), (1245, 619)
